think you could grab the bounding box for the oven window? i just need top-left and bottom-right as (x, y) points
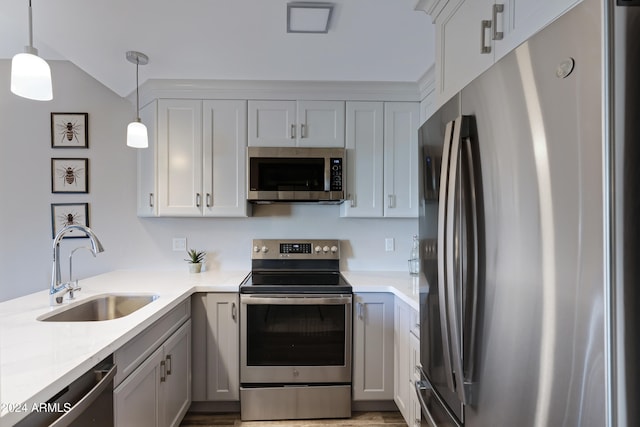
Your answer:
(250, 157), (325, 191)
(246, 304), (346, 366)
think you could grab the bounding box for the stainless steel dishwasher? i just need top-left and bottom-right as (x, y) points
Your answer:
(15, 356), (116, 427)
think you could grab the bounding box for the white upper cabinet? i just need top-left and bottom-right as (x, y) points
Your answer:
(435, 0), (495, 107)
(494, 0), (582, 59)
(383, 102), (420, 218)
(137, 100), (158, 217)
(341, 102), (384, 217)
(248, 100), (345, 147)
(202, 100), (248, 217)
(428, 0), (582, 107)
(341, 102), (419, 218)
(139, 99), (249, 218)
(157, 99), (204, 216)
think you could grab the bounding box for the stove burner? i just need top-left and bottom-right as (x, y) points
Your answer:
(240, 271), (352, 294)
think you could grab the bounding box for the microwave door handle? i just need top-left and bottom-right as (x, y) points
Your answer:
(437, 119), (455, 393)
(446, 116), (469, 405)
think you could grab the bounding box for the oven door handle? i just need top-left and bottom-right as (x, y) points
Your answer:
(240, 295), (352, 305)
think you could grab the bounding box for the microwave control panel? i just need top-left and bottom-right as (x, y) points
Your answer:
(330, 158), (343, 191)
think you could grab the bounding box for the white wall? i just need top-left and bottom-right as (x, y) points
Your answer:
(0, 60), (417, 302)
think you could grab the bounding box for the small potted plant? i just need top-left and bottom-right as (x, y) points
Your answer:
(185, 249), (206, 273)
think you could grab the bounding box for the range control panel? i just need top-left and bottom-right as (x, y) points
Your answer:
(252, 239), (340, 260)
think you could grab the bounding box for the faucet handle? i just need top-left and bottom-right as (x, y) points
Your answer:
(68, 280), (81, 300)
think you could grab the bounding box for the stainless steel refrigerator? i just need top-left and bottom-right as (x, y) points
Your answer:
(416, 0), (639, 426)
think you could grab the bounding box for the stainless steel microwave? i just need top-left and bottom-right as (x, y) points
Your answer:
(247, 147), (345, 203)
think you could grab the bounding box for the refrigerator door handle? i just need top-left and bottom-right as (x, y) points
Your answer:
(437, 120), (456, 392)
(445, 116), (467, 404)
(463, 131), (479, 402)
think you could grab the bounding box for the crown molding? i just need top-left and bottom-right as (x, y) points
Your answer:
(134, 79), (422, 107)
(414, 0), (449, 23)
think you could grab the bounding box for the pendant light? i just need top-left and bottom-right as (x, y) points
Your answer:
(11, 0), (53, 101)
(126, 51), (149, 148)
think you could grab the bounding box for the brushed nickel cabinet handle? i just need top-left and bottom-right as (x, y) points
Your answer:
(160, 360), (166, 382)
(166, 355), (172, 375)
(290, 124), (296, 139)
(493, 4), (504, 40)
(206, 193), (212, 207)
(149, 193), (154, 207)
(481, 20), (492, 54)
(196, 193), (201, 207)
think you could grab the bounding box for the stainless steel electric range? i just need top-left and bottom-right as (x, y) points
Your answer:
(239, 239), (352, 421)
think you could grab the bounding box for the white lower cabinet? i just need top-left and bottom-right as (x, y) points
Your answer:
(394, 298), (420, 426)
(352, 293), (395, 400)
(115, 320), (191, 427)
(191, 293), (240, 401)
(409, 331), (421, 427)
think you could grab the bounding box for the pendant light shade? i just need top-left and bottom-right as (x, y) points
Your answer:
(127, 120), (148, 148)
(11, 1), (53, 101)
(126, 51), (149, 148)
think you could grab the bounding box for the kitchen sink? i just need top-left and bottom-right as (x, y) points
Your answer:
(37, 294), (159, 322)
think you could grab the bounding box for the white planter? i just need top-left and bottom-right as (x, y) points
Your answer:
(188, 263), (202, 273)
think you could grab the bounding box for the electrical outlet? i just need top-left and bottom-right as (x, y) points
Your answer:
(385, 238), (395, 252)
(172, 237), (187, 252)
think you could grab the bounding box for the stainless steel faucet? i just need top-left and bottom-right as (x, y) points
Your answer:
(50, 224), (104, 305)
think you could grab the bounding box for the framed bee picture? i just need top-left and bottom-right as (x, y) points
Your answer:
(51, 158), (88, 193)
(51, 203), (89, 238)
(51, 112), (88, 148)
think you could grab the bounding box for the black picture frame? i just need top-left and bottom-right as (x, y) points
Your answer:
(51, 203), (89, 238)
(51, 158), (88, 193)
(51, 113), (89, 148)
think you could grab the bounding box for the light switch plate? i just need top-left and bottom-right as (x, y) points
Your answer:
(385, 238), (394, 252)
(173, 237), (187, 252)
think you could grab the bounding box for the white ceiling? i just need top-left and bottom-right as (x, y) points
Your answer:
(0, 0), (435, 98)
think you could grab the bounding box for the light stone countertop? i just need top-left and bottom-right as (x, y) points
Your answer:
(0, 269), (418, 426)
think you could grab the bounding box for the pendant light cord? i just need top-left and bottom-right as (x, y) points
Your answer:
(28, 0), (33, 49)
(135, 58), (140, 121)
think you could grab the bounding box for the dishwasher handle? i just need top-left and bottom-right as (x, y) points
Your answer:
(49, 364), (117, 427)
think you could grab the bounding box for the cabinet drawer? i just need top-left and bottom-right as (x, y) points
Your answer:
(114, 299), (190, 387)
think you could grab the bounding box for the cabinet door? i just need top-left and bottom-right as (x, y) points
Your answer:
(202, 100), (249, 217)
(157, 99), (203, 216)
(341, 102), (384, 217)
(436, 0), (494, 105)
(137, 100), (158, 217)
(394, 298), (411, 423)
(163, 321), (191, 427)
(296, 100), (345, 147)
(115, 346), (163, 427)
(409, 331), (421, 427)
(383, 102), (420, 218)
(205, 293), (240, 401)
(494, 0), (582, 60)
(248, 100), (296, 147)
(352, 293), (394, 401)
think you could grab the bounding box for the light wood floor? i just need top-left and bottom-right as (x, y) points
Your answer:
(180, 411), (407, 427)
